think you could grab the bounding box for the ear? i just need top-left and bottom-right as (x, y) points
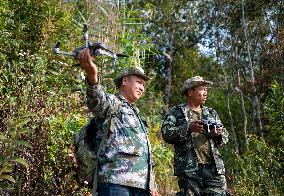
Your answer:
(122, 76), (128, 86)
(187, 90), (192, 97)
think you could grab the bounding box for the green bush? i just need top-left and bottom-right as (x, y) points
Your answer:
(43, 114), (90, 195)
(264, 82), (284, 148)
(149, 124), (179, 195)
(224, 135), (283, 195)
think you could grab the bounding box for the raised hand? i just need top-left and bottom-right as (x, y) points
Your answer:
(77, 48), (98, 85)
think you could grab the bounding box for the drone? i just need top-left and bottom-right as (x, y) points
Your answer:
(54, 24), (128, 65)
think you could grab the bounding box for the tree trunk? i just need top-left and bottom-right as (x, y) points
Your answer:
(237, 70), (248, 150)
(215, 24), (239, 152)
(249, 95), (255, 134)
(225, 92), (239, 153)
(278, 1), (284, 89)
(241, 0), (263, 137)
(253, 95), (263, 137)
(163, 50), (172, 114)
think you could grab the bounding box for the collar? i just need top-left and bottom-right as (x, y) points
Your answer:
(116, 94), (128, 103)
(116, 94), (140, 114)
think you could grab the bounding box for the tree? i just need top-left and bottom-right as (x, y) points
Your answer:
(137, 0), (216, 113)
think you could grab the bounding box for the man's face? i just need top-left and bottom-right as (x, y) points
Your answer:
(188, 85), (208, 105)
(121, 75), (146, 103)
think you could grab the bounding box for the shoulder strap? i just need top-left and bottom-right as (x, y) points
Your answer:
(92, 97), (121, 195)
(109, 98), (121, 133)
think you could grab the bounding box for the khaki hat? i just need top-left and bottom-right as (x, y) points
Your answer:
(114, 67), (150, 87)
(181, 76), (212, 95)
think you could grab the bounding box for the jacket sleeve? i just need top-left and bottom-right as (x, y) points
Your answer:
(220, 127), (229, 145)
(161, 107), (190, 144)
(149, 167), (157, 190)
(211, 110), (229, 146)
(85, 79), (114, 119)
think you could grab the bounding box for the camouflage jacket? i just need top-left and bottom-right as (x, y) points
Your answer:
(86, 83), (156, 190)
(161, 104), (229, 175)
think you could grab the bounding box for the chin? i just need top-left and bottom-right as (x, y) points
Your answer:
(135, 93), (142, 100)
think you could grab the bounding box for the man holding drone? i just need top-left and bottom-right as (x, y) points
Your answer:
(77, 48), (159, 196)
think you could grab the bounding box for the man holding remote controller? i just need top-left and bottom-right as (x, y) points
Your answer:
(161, 76), (230, 196)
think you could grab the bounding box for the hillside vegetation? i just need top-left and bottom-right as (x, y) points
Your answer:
(0, 1), (283, 195)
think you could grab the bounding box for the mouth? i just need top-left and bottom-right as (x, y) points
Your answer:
(137, 91), (142, 96)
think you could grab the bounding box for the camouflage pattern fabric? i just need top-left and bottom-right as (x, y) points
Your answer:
(177, 164), (228, 196)
(86, 83), (156, 190)
(161, 104), (229, 176)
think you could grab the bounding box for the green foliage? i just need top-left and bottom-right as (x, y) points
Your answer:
(43, 114), (89, 195)
(0, 1), (83, 194)
(148, 124), (179, 195)
(0, 0), (283, 195)
(0, 113), (33, 188)
(264, 82), (284, 147)
(0, 0), (159, 194)
(224, 135), (283, 195)
(0, 49), (49, 193)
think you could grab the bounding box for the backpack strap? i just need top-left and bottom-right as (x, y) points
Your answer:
(92, 97), (121, 196)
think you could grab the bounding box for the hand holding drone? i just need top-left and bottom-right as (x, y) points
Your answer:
(54, 41), (128, 59)
(53, 25), (128, 65)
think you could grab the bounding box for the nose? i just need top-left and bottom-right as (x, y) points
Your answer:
(139, 85), (145, 93)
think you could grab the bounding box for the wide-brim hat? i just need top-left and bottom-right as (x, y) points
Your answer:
(114, 67), (150, 87)
(181, 76), (212, 95)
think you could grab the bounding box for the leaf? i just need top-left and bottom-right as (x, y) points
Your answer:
(95, 2), (109, 17)
(0, 133), (7, 140)
(0, 174), (15, 183)
(11, 157), (29, 167)
(71, 18), (83, 28)
(0, 182), (14, 189)
(256, 143), (265, 152)
(0, 155), (4, 162)
(14, 140), (33, 148)
(1, 166), (13, 173)
(21, 112), (37, 119)
(18, 128), (32, 134)
(48, 70), (59, 76)
(15, 119), (31, 128)
(77, 9), (87, 24)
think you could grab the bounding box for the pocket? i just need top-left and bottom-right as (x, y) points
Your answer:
(118, 145), (144, 157)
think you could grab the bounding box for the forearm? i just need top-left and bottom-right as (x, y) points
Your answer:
(161, 124), (189, 144)
(86, 80), (110, 119)
(86, 72), (98, 85)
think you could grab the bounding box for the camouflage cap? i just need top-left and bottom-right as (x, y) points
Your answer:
(181, 76), (212, 95)
(114, 67), (150, 87)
